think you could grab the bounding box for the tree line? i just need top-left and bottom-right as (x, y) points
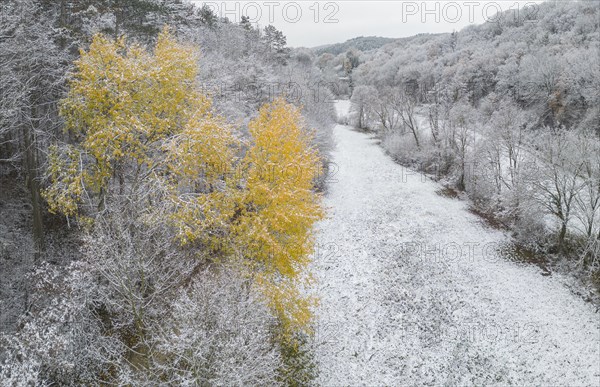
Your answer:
(320, 1), (599, 275)
(1, 1), (335, 384)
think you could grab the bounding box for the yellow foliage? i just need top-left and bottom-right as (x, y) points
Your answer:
(55, 27), (213, 195)
(258, 273), (317, 339)
(47, 27), (232, 241)
(235, 98), (324, 336)
(163, 105), (238, 250)
(43, 145), (85, 217)
(165, 113), (236, 187)
(47, 29), (324, 340)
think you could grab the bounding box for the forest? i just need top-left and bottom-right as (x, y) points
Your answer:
(0, 1), (334, 384)
(319, 0), (600, 280)
(1, 0), (599, 385)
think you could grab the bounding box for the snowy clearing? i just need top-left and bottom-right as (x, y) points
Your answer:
(312, 101), (600, 386)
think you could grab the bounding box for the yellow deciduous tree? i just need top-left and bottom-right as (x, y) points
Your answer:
(44, 145), (84, 218)
(44, 28), (235, 248)
(45, 27), (324, 343)
(164, 111), (238, 249)
(234, 98), (324, 337)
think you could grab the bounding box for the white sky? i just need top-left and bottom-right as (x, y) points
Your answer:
(192, 1), (546, 47)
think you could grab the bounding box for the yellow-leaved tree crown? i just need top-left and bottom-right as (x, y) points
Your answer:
(235, 98), (324, 337)
(45, 29), (324, 340)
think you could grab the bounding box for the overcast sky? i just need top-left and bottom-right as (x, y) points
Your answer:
(192, 1), (546, 47)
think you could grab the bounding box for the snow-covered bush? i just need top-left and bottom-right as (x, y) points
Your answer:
(1, 197), (284, 385)
(0, 262), (122, 385)
(150, 267), (280, 386)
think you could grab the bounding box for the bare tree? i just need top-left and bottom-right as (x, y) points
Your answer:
(392, 87), (421, 148)
(372, 88), (400, 132)
(0, 0), (68, 259)
(350, 85), (376, 130)
(533, 129), (586, 252)
(1, 186), (282, 385)
(448, 103), (476, 191)
(484, 101), (531, 212)
(151, 267), (280, 386)
(573, 132), (600, 267)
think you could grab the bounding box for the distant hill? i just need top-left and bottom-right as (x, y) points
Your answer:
(313, 36), (397, 55)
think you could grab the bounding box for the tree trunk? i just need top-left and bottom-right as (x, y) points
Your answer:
(557, 222), (567, 252)
(0, 131), (13, 164)
(358, 106), (363, 129)
(410, 126), (420, 149)
(59, 0), (67, 27)
(22, 116), (44, 261)
(457, 167), (466, 192)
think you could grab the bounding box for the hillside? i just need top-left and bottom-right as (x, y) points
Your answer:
(313, 35), (397, 55)
(0, 1), (334, 384)
(318, 0), (600, 301)
(1, 1), (599, 385)
(312, 101), (599, 386)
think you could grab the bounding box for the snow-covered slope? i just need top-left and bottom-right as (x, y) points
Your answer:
(312, 101), (600, 386)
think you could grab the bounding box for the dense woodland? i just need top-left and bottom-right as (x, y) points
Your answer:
(0, 1), (334, 384)
(318, 1), (600, 280)
(1, 0), (599, 385)
(313, 36), (397, 56)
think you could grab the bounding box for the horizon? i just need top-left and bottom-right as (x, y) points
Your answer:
(192, 1), (546, 48)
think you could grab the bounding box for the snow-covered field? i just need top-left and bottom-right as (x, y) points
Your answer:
(311, 101), (600, 386)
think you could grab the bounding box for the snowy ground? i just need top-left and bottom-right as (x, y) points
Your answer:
(311, 101), (600, 386)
